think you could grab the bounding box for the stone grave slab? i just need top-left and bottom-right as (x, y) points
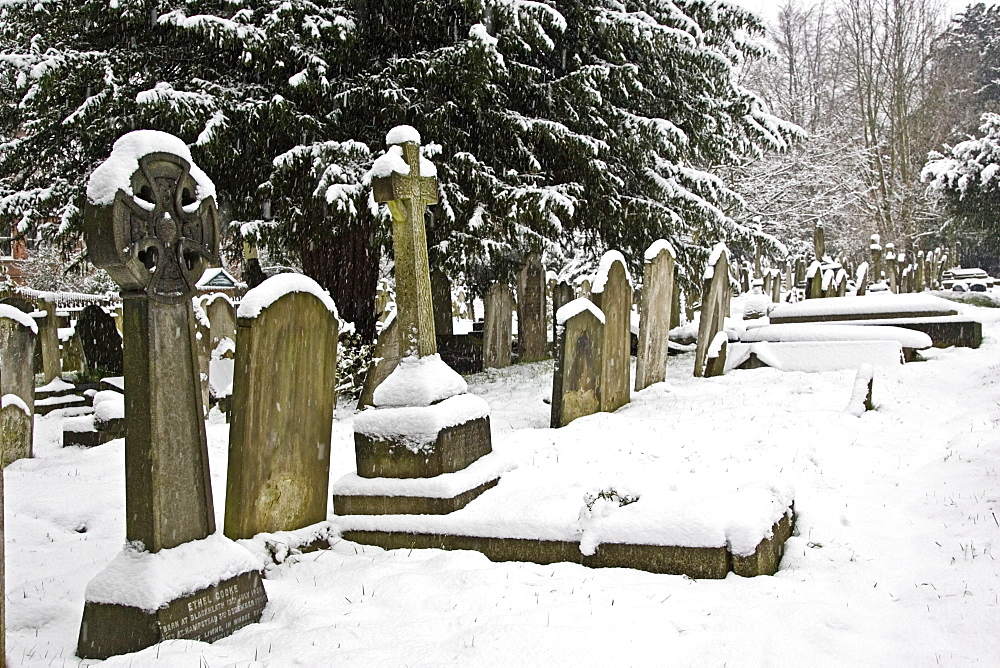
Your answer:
(590, 251), (632, 411)
(635, 240), (675, 391)
(551, 299), (604, 428)
(225, 278), (339, 540)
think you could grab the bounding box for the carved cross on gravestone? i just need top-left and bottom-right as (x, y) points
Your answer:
(372, 127), (439, 358)
(84, 149), (219, 552)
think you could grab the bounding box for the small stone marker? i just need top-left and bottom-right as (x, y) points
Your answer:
(225, 275), (339, 539)
(0, 305), (37, 466)
(76, 304), (123, 377)
(694, 243), (730, 377)
(204, 292), (236, 351)
(813, 223), (825, 260)
(483, 282), (513, 369)
(516, 254), (548, 362)
(591, 251), (632, 412)
(551, 298), (605, 427)
(635, 240), (675, 391)
(78, 130), (265, 659)
(805, 261), (823, 299)
(431, 268), (454, 337)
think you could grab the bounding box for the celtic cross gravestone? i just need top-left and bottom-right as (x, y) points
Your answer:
(77, 131), (265, 659)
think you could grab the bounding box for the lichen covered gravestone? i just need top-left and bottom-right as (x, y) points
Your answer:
(694, 243), (731, 377)
(332, 126), (499, 516)
(590, 251), (632, 412)
(517, 254), (548, 362)
(551, 298), (605, 428)
(225, 275), (340, 539)
(77, 130), (265, 659)
(0, 305), (37, 466)
(635, 240), (675, 391)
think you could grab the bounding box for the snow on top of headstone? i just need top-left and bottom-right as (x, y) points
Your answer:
(84, 533), (261, 612)
(556, 298), (605, 325)
(202, 291), (234, 308)
(355, 393), (490, 451)
(1, 394), (30, 416)
(237, 273), (339, 320)
(644, 239), (676, 262)
(86, 130), (216, 206)
(591, 250), (632, 293)
(703, 243), (729, 280)
(805, 260), (822, 279)
(191, 295), (211, 328)
(386, 125), (421, 145)
(36, 377), (74, 393)
(372, 353), (468, 408)
(707, 330), (728, 358)
(0, 303), (38, 334)
(369, 144), (437, 179)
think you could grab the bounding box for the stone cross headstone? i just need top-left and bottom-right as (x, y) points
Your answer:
(431, 267), (453, 337)
(483, 283), (513, 369)
(372, 127), (438, 358)
(517, 254), (547, 362)
(694, 244), (730, 377)
(635, 240), (675, 392)
(591, 251), (632, 412)
(225, 278), (339, 539)
(551, 299), (604, 428)
(78, 132), (265, 659)
(76, 304), (124, 377)
(0, 306), (36, 467)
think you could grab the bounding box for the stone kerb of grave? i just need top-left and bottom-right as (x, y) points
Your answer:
(77, 130), (265, 659)
(590, 250), (632, 412)
(694, 243), (731, 377)
(225, 274), (340, 540)
(332, 126), (500, 517)
(0, 304), (37, 467)
(635, 240), (675, 392)
(551, 298), (605, 428)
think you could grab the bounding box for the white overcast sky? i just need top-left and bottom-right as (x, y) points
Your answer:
(729, 0), (991, 24)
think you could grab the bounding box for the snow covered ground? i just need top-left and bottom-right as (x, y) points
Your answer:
(7, 301), (1000, 666)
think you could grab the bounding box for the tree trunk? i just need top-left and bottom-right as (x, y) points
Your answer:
(300, 220), (379, 343)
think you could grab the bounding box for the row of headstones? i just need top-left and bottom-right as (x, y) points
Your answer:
(550, 242), (678, 428)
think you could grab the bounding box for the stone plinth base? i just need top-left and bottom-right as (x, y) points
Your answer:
(77, 570), (266, 660)
(355, 415), (492, 479)
(340, 510), (794, 579)
(35, 394), (87, 415)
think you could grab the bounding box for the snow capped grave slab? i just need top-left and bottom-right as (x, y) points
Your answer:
(768, 293), (958, 323)
(726, 340), (903, 373)
(740, 324), (931, 350)
(355, 393), (490, 450)
(0, 303), (38, 334)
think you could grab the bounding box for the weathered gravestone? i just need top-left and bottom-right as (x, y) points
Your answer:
(76, 304), (124, 377)
(814, 223), (826, 261)
(855, 261), (870, 296)
(431, 267), (454, 337)
(517, 254), (548, 362)
(332, 126), (498, 516)
(694, 243), (731, 378)
(0, 305), (37, 467)
(635, 240), (675, 391)
(551, 298), (605, 428)
(36, 296), (61, 382)
(225, 275), (340, 539)
(805, 261), (823, 299)
(358, 313), (400, 408)
(483, 282), (513, 369)
(552, 279), (575, 349)
(204, 292), (236, 352)
(590, 251), (632, 413)
(78, 130), (265, 659)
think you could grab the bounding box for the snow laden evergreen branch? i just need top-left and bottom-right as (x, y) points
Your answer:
(923, 113), (1000, 198)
